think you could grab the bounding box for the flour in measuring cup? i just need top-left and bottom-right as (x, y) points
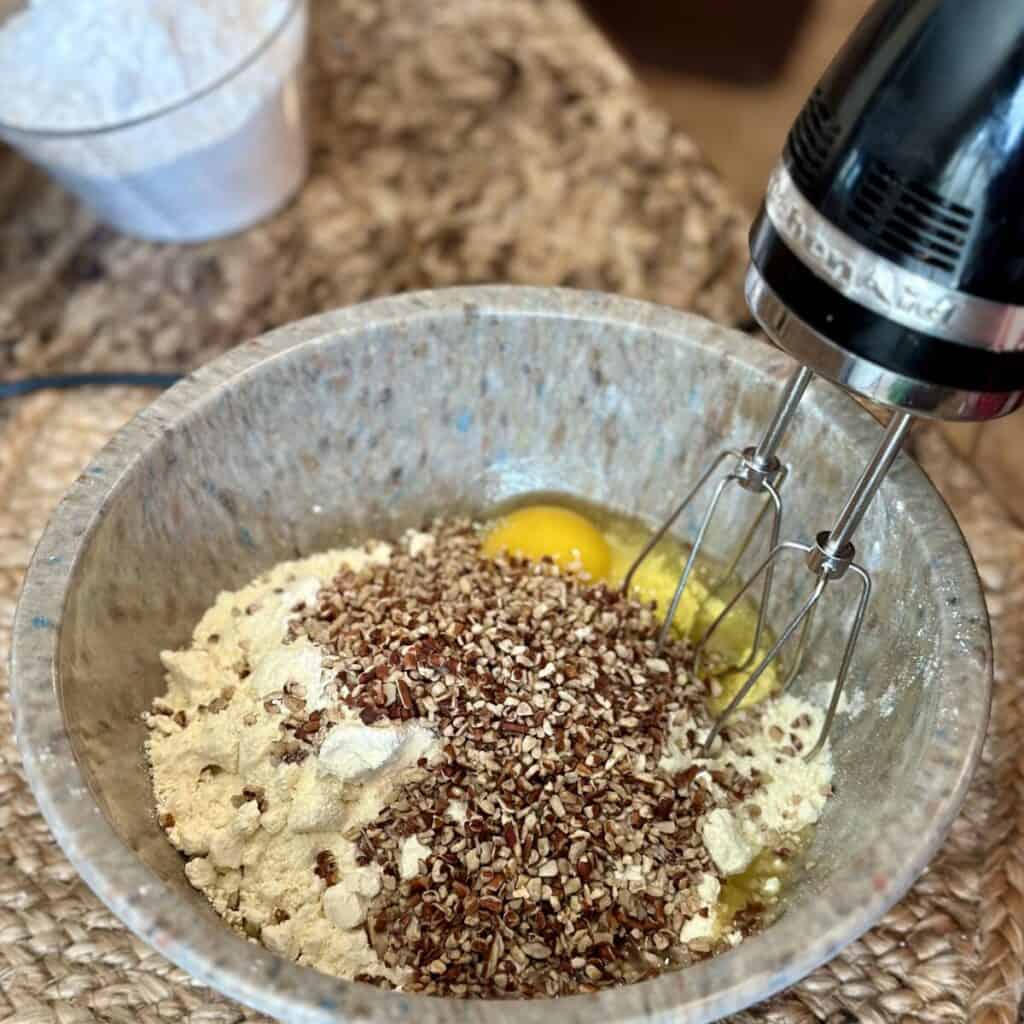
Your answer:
(0, 0), (308, 239)
(0, 0), (291, 132)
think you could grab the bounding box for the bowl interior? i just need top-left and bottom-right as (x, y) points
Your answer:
(16, 288), (989, 1024)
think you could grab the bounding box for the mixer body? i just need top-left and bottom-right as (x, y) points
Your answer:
(748, 0), (1024, 420)
(638, 0), (1024, 755)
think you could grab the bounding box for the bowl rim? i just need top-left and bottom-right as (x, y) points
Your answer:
(10, 286), (992, 1024)
(0, 0), (306, 137)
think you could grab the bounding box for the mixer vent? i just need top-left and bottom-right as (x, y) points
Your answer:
(848, 159), (973, 274)
(785, 89), (839, 193)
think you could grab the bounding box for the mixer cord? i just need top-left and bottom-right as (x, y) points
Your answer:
(0, 318), (760, 401)
(0, 321), (762, 400)
(0, 372), (183, 399)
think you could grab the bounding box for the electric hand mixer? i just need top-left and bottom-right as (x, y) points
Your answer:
(628, 0), (1024, 757)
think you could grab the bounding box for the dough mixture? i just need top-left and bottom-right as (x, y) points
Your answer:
(147, 513), (833, 997)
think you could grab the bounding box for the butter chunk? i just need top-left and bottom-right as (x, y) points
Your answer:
(318, 723), (407, 783)
(702, 808), (755, 875)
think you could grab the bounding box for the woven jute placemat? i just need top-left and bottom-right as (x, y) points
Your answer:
(0, 391), (1021, 1024)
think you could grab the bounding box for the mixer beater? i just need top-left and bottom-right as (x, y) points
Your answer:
(631, 0), (1024, 756)
(627, 363), (911, 760)
(698, 408), (912, 760)
(623, 365), (811, 657)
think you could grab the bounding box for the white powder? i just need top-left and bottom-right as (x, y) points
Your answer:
(399, 836), (433, 881)
(661, 694), (834, 879)
(806, 678), (851, 716)
(701, 808), (756, 875)
(844, 689), (866, 718)
(679, 873), (721, 942)
(697, 873), (721, 905)
(247, 640), (323, 701)
(318, 724), (407, 783)
(146, 540), (438, 986)
(319, 722), (436, 784)
(879, 682), (900, 718)
(0, 0), (290, 131)
(406, 530), (436, 558)
(0, 0), (309, 239)
(322, 865), (383, 931)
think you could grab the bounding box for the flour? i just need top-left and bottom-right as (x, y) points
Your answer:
(399, 836), (433, 881)
(322, 865), (383, 931)
(661, 694), (834, 879)
(149, 524), (836, 988)
(701, 808), (757, 875)
(146, 534), (439, 986)
(844, 688), (866, 718)
(879, 682), (900, 718)
(0, 0), (292, 132)
(0, 0), (309, 239)
(318, 723), (407, 783)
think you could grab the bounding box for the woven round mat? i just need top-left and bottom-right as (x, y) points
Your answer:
(0, 391), (1020, 1024)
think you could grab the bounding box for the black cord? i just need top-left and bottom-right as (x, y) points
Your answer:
(0, 372), (183, 400)
(0, 323), (761, 398)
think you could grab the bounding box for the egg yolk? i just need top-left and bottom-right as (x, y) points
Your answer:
(607, 539), (779, 710)
(608, 541), (711, 636)
(481, 505), (612, 580)
(692, 596), (778, 712)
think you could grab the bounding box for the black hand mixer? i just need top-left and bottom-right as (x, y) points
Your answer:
(627, 0), (1024, 756)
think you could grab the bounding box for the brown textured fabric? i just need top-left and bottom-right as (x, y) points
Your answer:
(0, 1), (1020, 1021)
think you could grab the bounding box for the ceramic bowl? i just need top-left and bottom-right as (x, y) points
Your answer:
(11, 287), (990, 1023)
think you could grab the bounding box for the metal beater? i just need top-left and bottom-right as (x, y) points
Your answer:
(630, 0), (1024, 756)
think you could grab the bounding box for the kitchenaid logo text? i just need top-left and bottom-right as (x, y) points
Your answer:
(766, 173), (961, 330)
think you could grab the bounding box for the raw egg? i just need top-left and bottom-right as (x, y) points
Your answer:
(607, 537), (710, 636)
(695, 596), (779, 712)
(483, 501), (778, 711)
(606, 534), (779, 710)
(481, 505), (612, 580)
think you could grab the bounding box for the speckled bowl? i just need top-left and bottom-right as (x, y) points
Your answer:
(11, 287), (990, 1023)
